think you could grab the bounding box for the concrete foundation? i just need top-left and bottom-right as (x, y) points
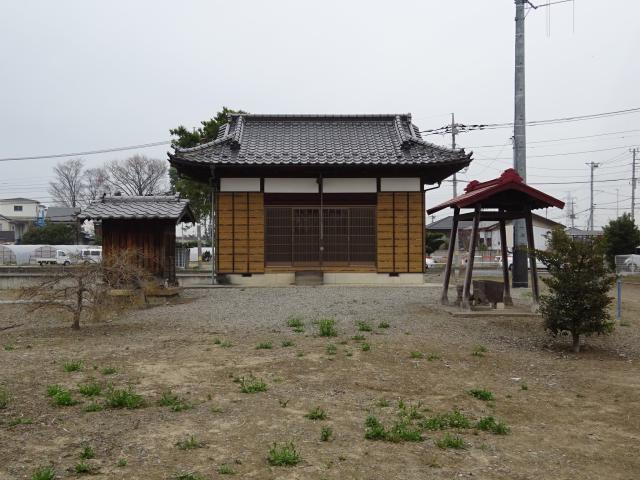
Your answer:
(180, 272), (424, 287)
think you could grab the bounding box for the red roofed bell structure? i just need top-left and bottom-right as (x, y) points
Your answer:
(427, 169), (565, 309)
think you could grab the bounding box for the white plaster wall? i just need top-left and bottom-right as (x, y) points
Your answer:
(220, 178), (260, 192)
(264, 178), (318, 193)
(323, 178), (376, 193)
(380, 178), (420, 192)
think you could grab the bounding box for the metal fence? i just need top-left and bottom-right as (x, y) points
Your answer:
(614, 254), (640, 275)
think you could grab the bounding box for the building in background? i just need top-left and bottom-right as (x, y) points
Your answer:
(0, 198), (43, 242)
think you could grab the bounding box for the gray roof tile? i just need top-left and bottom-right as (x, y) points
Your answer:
(78, 195), (194, 222)
(170, 114), (472, 167)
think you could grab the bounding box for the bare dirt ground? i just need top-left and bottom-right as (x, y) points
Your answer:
(1, 284), (639, 480)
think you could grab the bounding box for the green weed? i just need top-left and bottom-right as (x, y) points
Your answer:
(104, 387), (144, 409)
(80, 446), (95, 459)
(305, 406), (327, 420)
(159, 391), (192, 411)
(352, 335), (365, 341)
(4, 343), (15, 351)
(51, 389), (77, 407)
(356, 321), (372, 332)
(476, 416), (509, 435)
(176, 435), (204, 450)
(427, 353), (441, 361)
(376, 398), (390, 407)
(0, 388), (9, 409)
(364, 415), (387, 440)
(281, 340), (294, 347)
(385, 421), (423, 442)
(101, 367), (117, 375)
(468, 389), (495, 401)
(410, 351), (423, 359)
(267, 442), (301, 466)
(378, 321), (390, 329)
(256, 342), (273, 350)
(31, 466), (56, 480)
(326, 344), (337, 355)
(218, 464), (235, 475)
(84, 402), (103, 412)
(220, 340), (233, 348)
(521, 383), (528, 391)
(435, 433), (466, 449)
(78, 381), (102, 397)
(320, 426), (333, 441)
(238, 376), (267, 393)
(63, 360), (83, 372)
(213, 338), (222, 345)
(471, 346), (487, 357)
(74, 461), (94, 474)
(8, 417), (33, 427)
(361, 342), (371, 352)
(116, 458), (127, 467)
(46, 385), (63, 397)
(318, 319), (337, 337)
(419, 410), (470, 430)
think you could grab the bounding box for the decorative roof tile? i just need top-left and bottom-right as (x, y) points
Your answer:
(170, 114), (472, 167)
(78, 195), (194, 222)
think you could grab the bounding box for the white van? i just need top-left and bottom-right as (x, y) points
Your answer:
(80, 247), (102, 264)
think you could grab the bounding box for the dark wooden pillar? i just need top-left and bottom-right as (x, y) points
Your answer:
(462, 205), (481, 309)
(499, 215), (513, 306)
(440, 207), (460, 305)
(525, 209), (540, 303)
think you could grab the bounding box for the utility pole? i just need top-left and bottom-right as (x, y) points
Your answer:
(451, 113), (459, 197)
(632, 148), (637, 222)
(587, 161), (599, 230)
(512, 0), (528, 288)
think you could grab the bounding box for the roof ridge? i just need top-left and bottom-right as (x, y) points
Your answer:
(228, 113), (413, 119)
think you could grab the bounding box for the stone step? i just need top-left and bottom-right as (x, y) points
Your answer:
(294, 270), (324, 286)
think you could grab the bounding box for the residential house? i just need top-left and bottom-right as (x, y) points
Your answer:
(169, 113), (472, 284)
(0, 198), (43, 242)
(566, 226), (603, 241)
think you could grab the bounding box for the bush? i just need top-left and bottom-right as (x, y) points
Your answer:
(536, 229), (615, 353)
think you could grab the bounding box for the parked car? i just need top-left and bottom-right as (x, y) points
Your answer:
(425, 256), (435, 269)
(80, 247), (102, 264)
(496, 255), (545, 270)
(37, 249), (72, 266)
(624, 254), (640, 272)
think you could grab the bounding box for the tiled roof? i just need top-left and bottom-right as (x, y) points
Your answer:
(46, 207), (80, 222)
(427, 169), (565, 214)
(170, 114), (472, 167)
(78, 195), (194, 222)
(0, 197), (40, 203)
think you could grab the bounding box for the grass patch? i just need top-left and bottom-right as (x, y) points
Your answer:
(420, 410), (471, 430)
(435, 433), (466, 449)
(74, 460), (94, 474)
(521, 383), (528, 391)
(398, 401), (424, 420)
(84, 402), (103, 412)
(409, 351), (423, 359)
(117, 458), (127, 467)
(427, 353), (441, 361)
(356, 321), (372, 332)
(378, 321), (390, 329)
(318, 318), (337, 337)
(305, 406), (327, 420)
(326, 344), (337, 355)
(176, 435), (204, 450)
(218, 464), (235, 475)
(0, 388), (9, 409)
(256, 341), (273, 350)
(385, 421), (423, 442)
(281, 340), (294, 347)
(220, 340), (233, 348)
(267, 442), (301, 466)
(101, 366), (117, 375)
(361, 342), (371, 352)
(476, 416), (510, 435)
(376, 398), (390, 407)
(287, 317), (305, 333)
(238, 376), (267, 393)
(352, 334), (365, 341)
(78, 381), (102, 397)
(159, 391), (193, 412)
(468, 389), (495, 401)
(51, 389), (77, 407)
(80, 446), (95, 459)
(8, 417), (33, 427)
(31, 466), (56, 480)
(172, 473), (205, 480)
(4, 343), (15, 351)
(105, 387), (144, 409)
(63, 360), (83, 372)
(320, 426), (333, 441)
(471, 346), (487, 357)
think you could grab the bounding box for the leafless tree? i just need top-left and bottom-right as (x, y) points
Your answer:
(48, 158), (85, 207)
(106, 155), (167, 196)
(82, 167), (111, 205)
(20, 250), (155, 330)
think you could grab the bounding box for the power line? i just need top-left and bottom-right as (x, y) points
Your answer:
(463, 129), (640, 149)
(0, 141), (170, 163)
(420, 106), (640, 135)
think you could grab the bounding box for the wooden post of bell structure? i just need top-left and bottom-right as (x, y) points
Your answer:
(525, 209), (540, 303)
(462, 205), (481, 309)
(441, 207), (460, 305)
(499, 215), (513, 306)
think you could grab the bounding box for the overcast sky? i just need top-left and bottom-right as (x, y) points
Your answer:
(1, 0), (639, 229)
